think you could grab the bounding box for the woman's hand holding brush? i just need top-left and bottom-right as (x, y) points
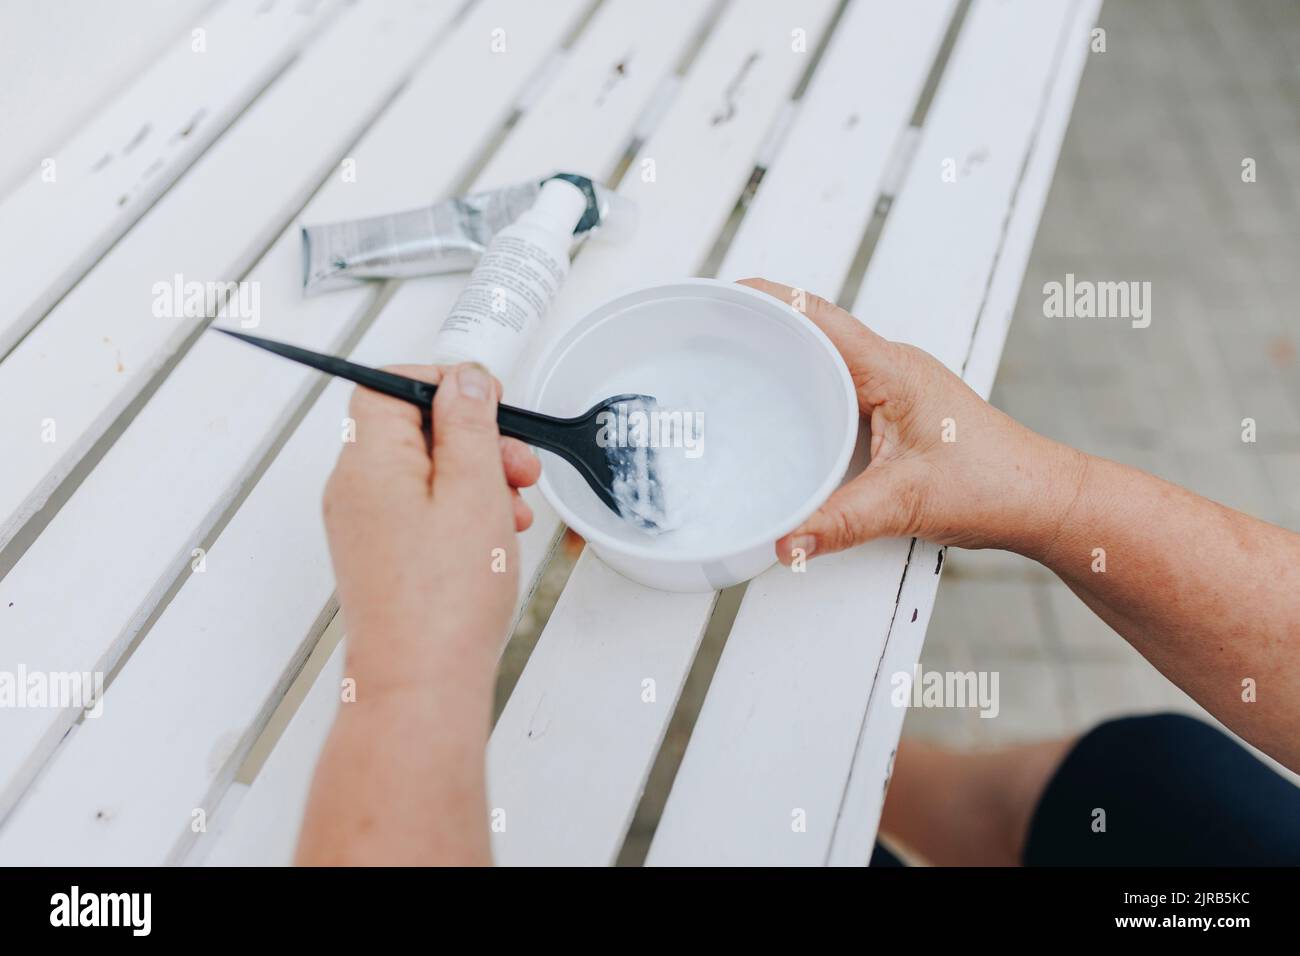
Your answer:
(297, 362), (539, 866)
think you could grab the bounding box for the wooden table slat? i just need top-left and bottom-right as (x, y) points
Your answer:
(0, 0), (339, 359)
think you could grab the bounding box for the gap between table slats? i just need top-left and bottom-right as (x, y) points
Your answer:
(0, 0), (590, 848)
(0, 0), (341, 361)
(199, 643), (347, 865)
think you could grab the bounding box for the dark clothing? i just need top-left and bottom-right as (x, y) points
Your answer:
(870, 713), (1300, 866)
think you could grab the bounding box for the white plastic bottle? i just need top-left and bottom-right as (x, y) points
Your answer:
(431, 177), (588, 380)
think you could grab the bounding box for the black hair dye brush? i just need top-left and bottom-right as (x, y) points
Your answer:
(212, 328), (669, 531)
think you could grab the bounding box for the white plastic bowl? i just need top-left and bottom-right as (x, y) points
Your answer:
(529, 279), (858, 592)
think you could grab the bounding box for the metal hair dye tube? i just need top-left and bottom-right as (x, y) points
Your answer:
(300, 174), (634, 295)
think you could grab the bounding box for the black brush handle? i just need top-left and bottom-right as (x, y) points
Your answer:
(374, 375), (589, 461)
(213, 327), (593, 467)
(331, 360), (610, 506)
(352, 365), (437, 407)
(363, 368), (589, 463)
(493, 403), (590, 458)
(452, 388), (615, 511)
(212, 328), (622, 514)
(499, 402), (619, 514)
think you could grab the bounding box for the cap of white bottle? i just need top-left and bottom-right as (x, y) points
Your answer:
(431, 178), (589, 379)
(520, 177), (588, 232)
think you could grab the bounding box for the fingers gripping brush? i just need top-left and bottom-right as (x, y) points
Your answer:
(213, 329), (671, 533)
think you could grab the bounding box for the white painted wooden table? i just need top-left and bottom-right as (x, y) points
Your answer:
(0, 0), (1099, 866)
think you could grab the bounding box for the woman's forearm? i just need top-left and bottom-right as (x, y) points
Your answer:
(295, 653), (495, 867)
(1017, 447), (1300, 770)
(302, 363), (534, 866)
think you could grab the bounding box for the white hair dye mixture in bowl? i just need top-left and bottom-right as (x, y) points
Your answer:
(530, 279), (858, 592)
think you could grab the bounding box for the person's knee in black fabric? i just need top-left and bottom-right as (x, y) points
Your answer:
(1023, 712), (1300, 866)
